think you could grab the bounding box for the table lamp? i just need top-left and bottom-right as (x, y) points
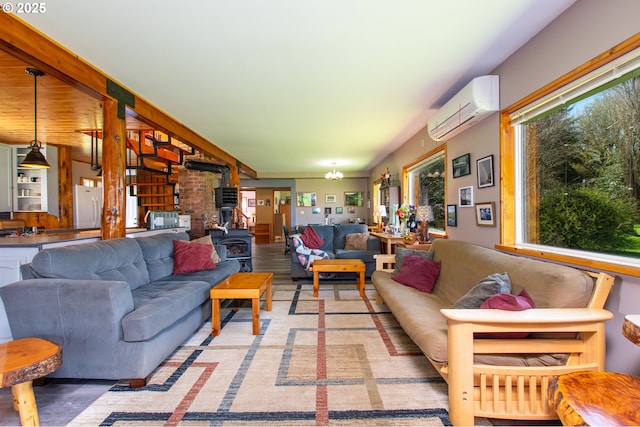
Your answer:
(416, 205), (434, 242)
(375, 205), (387, 231)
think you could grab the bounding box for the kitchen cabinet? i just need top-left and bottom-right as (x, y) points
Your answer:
(0, 144), (11, 212)
(12, 145), (48, 212)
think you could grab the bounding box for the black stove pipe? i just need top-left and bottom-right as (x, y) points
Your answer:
(183, 160), (231, 187)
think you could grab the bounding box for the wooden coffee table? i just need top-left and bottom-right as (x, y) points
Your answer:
(311, 259), (365, 298)
(0, 337), (62, 426)
(210, 272), (273, 336)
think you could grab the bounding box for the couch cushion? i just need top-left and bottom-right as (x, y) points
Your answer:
(394, 247), (434, 274)
(165, 259), (241, 285)
(452, 272), (512, 309)
(392, 255), (441, 293)
(332, 224), (368, 250)
(173, 239), (216, 274)
(300, 226), (324, 249)
(430, 239), (594, 308)
(191, 235), (221, 263)
(334, 249), (377, 263)
(29, 238), (150, 290)
(123, 279), (211, 341)
(135, 232), (190, 282)
(478, 289), (535, 339)
(345, 232), (369, 250)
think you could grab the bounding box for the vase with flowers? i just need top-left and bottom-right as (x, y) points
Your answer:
(396, 204), (416, 236)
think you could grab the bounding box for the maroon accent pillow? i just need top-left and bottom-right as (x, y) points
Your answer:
(300, 226), (324, 249)
(478, 289), (535, 339)
(392, 255), (441, 293)
(173, 239), (216, 274)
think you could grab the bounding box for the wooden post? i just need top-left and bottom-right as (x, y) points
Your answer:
(57, 146), (73, 229)
(102, 98), (127, 239)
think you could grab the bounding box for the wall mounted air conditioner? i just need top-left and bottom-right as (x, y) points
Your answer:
(427, 75), (499, 141)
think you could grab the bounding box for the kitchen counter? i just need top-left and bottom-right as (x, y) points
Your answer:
(0, 227), (185, 248)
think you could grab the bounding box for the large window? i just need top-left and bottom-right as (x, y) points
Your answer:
(404, 147), (446, 234)
(503, 41), (640, 274)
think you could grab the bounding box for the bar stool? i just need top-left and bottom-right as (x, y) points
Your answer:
(0, 338), (62, 426)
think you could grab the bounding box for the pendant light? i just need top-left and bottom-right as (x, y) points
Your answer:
(19, 68), (51, 169)
(325, 162), (343, 181)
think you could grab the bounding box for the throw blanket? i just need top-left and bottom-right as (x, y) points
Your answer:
(292, 235), (329, 271)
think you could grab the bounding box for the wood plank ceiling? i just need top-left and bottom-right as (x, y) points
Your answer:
(0, 50), (177, 167)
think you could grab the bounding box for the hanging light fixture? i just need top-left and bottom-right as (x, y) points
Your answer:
(325, 162), (343, 181)
(19, 68), (50, 169)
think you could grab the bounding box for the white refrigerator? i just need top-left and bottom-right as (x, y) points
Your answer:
(73, 185), (103, 229)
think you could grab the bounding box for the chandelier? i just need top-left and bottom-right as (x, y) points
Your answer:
(325, 163), (343, 181)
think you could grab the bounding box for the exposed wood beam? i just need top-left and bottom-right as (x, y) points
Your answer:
(0, 13), (257, 179)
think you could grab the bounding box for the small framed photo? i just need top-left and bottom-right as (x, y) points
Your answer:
(257, 199), (265, 206)
(325, 194), (336, 203)
(446, 204), (457, 227)
(477, 155), (495, 188)
(475, 202), (496, 227)
(248, 199), (256, 207)
(324, 207), (332, 215)
(312, 207), (321, 215)
(452, 153), (471, 178)
(336, 207), (343, 214)
(458, 186), (473, 207)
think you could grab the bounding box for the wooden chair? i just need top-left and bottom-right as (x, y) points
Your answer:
(374, 254), (615, 426)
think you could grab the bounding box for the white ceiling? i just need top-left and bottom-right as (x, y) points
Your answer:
(20, 0), (575, 178)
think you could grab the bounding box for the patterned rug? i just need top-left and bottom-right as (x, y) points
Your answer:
(71, 281), (452, 426)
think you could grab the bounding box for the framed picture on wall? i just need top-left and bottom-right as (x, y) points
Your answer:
(325, 194), (336, 203)
(248, 199), (256, 207)
(452, 153), (471, 178)
(477, 155), (495, 188)
(324, 207), (331, 215)
(312, 207), (321, 214)
(336, 207), (343, 214)
(447, 204), (457, 226)
(475, 202), (496, 227)
(458, 186), (473, 207)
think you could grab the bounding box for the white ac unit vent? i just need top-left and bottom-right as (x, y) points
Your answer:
(428, 75), (499, 141)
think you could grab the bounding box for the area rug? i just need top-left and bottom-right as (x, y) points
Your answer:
(71, 281), (452, 426)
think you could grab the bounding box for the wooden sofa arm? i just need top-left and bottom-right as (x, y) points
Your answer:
(373, 253), (396, 272)
(442, 308), (613, 426)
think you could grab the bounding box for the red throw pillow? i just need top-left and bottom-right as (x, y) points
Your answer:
(478, 289), (535, 339)
(392, 255), (441, 293)
(173, 239), (216, 274)
(300, 226), (324, 249)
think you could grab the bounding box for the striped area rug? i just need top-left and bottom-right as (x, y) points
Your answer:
(71, 279), (453, 426)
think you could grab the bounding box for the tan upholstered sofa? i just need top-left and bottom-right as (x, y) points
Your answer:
(372, 239), (615, 425)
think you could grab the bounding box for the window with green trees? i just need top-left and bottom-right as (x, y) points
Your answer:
(511, 49), (640, 261)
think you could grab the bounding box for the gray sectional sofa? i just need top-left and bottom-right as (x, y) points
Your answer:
(0, 231), (240, 387)
(290, 224), (380, 279)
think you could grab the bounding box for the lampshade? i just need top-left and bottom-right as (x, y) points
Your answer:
(416, 205), (434, 222)
(376, 205), (388, 217)
(19, 141), (50, 169)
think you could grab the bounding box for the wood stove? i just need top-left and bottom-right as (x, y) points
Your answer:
(208, 228), (253, 272)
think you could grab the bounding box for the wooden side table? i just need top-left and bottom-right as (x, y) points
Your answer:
(0, 338), (62, 426)
(395, 242), (432, 251)
(310, 259), (365, 298)
(548, 314), (640, 426)
(210, 272), (273, 336)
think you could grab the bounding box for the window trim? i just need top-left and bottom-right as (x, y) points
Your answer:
(402, 145), (448, 238)
(500, 33), (640, 277)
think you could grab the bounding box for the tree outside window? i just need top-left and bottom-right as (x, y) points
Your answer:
(517, 72), (640, 258)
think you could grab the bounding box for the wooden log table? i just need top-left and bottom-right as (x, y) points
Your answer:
(210, 272), (273, 336)
(310, 259), (365, 298)
(0, 338), (62, 426)
(548, 314), (640, 426)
